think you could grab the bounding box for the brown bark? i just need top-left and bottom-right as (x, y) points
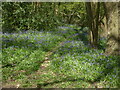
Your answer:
(85, 2), (100, 48)
(94, 2), (100, 47)
(85, 2), (94, 45)
(105, 2), (120, 55)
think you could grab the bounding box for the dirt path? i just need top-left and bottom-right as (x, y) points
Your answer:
(39, 32), (79, 71)
(40, 41), (65, 69)
(39, 32), (80, 72)
(26, 34), (79, 88)
(3, 32), (103, 88)
(35, 34), (103, 88)
(16, 36), (69, 88)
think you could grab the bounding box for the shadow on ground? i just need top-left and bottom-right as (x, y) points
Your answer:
(37, 76), (94, 88)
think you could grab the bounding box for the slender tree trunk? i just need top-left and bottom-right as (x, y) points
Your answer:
(105, 2), (120, 55)
(85, 2), (94, 46)
(94, 2), (100, 47)
(85, 2), (100, 48)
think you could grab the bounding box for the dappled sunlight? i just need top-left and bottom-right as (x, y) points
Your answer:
(2, 25), (120, 88)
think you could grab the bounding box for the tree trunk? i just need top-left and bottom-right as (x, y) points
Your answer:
(105, 2), (120, 55)
(85, 2), (100, 48)
(85, 2), (94, 46)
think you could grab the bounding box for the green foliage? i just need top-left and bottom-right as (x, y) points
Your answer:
(51, 43), (119, 87)
(98, 37), (107, 50)
(2, 2), (87, 33)
(49, 27), (119, 87)
(2, 2), (62, 33)
(2, 30), (65, 80)
(59, 2), (86, 25)
(2, 8), (119, 87)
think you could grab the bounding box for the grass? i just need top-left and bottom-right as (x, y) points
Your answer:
(2, 25), (120, 88)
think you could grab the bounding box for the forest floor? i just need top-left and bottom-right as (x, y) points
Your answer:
(2, 25), (119, 88)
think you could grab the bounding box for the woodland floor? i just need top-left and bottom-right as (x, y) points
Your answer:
(2, 25), (120, 88)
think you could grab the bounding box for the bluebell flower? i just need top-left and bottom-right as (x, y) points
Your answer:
(99, 71), (103, 73)
(82, 62), (85, 64)
(60, 66), (62, 69)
